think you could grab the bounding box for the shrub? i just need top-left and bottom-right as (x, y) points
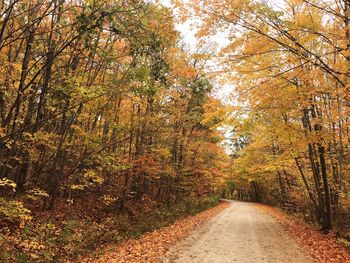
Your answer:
(0, 198), (32, 227)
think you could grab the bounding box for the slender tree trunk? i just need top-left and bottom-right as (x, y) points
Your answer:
(318, 143), (332, 231)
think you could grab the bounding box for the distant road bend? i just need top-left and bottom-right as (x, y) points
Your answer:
(162, 200), (314, 263)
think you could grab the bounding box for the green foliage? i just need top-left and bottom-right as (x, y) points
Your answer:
(0, 198), (32, 227)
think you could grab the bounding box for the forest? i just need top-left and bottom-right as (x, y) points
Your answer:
(1, 0), (350, 262)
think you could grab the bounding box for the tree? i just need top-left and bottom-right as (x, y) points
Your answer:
(175, 0), (350, 232)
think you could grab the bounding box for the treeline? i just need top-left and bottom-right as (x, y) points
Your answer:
(183, 0), (350, 234)
(0, 0), (229, 261)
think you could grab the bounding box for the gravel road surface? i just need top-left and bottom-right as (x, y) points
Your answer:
(162, 201), (314, 263)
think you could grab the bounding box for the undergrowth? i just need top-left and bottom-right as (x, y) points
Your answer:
(0, 195), (220, 262)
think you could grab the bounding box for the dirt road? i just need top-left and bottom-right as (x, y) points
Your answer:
(162, 201), (314, 263)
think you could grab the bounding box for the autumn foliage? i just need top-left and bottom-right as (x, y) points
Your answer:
(0, 0), (229, 261)
(178, 0), (350, 241)
(3, 0), (350, 261)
